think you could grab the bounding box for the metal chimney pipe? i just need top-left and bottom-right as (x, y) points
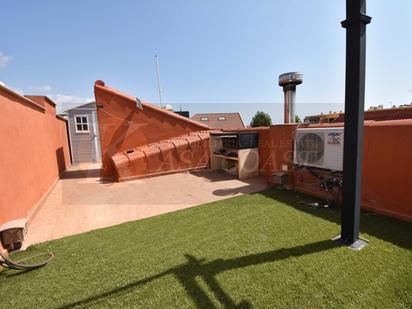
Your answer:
(278, 72), (303, 124)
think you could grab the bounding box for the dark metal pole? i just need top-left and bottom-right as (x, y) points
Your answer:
(340, 0), (371, 245)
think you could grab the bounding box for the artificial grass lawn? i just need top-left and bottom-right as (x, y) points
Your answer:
(1, 188), (411, 308)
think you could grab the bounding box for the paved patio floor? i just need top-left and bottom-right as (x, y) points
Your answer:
(25, 164), (268, 246)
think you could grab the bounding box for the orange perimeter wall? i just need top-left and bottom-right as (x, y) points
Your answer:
(259, 121), (412, 222)
(94, 80), (210, 179)
(259, 124), (297, 182)
(0, 89), (71, 226)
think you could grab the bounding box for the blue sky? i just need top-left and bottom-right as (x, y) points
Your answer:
(1, 0), (411, 124)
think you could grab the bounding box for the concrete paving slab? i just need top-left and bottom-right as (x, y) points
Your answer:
(25, 163), (268, 246)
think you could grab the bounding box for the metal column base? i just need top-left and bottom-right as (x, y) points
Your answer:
(332, 235), (369, 251)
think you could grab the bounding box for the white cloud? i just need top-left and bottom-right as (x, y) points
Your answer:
(0, 78), (92, 113)
(0, 52), (11, 69)
(50, 94), (93, 113)
(29, 85), (52, 92)
(52, 94), (92, 105)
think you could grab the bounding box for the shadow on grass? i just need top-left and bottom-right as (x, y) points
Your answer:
(259, 188), (412, 250)
(3, 268), (36, 278)
(57, 239), (338, 308)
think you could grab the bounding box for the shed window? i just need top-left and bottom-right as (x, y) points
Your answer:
(75, 115), (89, 133)
(200, 117), (209, 121)
(218, 116), (226, 121)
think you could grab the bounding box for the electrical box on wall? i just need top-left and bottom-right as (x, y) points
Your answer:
(294, 127), (344, 171)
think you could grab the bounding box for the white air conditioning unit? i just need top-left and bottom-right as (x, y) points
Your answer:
(294, 127), (344, 171)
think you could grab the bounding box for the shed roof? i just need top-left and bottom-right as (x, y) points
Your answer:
(66, 101), (96, 111)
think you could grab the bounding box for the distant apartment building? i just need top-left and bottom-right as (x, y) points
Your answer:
(335, 104), (412, 122)
(304, 103), (412, 124)
(304, 112), (341, 124)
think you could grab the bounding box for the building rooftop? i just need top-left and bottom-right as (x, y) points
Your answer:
(335, 104), (412, 122)
(191, 112), (245, 129)
(65, 101), (96, 111)
(304, 104), (412, 124)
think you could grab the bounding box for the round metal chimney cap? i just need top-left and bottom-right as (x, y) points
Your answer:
(278, 72), (303, 86)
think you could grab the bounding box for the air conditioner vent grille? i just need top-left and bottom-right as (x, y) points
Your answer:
(297, 133), (325, 163)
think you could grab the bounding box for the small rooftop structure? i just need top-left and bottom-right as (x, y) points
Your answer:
(164, 103), (174, 111)
(66, 102), (101, 163)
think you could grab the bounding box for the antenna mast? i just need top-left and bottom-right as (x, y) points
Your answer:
(155, 55), (163, 107)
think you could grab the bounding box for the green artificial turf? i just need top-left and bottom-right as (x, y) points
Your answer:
(1, 188), (411, 308)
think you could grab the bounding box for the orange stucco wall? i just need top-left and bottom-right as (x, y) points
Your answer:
(259, 121), (412, 222)
(0, 89), (71, 226)
(258, 124), (297, 183)
(94, 81), (210, 179)
(360, 119), (412, 221)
